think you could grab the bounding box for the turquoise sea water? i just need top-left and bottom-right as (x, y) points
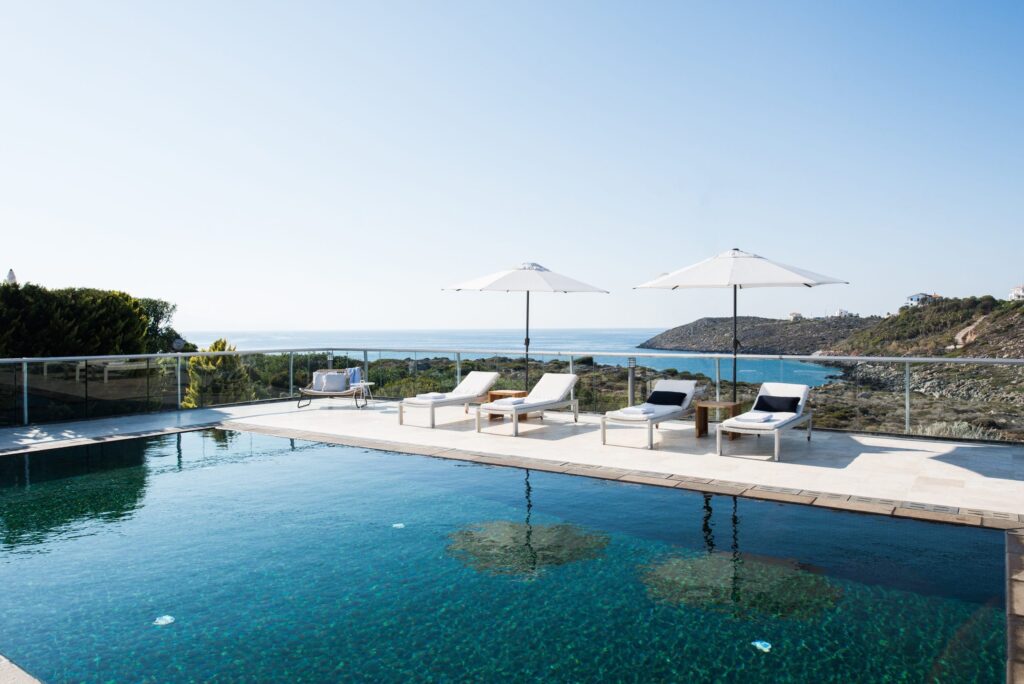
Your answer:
(0, 430), (1006, 682)
(184, 329), (838, 387)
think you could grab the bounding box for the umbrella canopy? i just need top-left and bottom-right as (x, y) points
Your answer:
(445, 263), (607, 389)
(636, 249), (847, 400)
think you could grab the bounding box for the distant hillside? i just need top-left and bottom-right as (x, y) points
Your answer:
(639, 316), (880, 355)
(829, 296), (1010, 357)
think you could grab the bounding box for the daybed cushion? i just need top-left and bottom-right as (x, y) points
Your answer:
(451, 371), (500, 398)
(525, 373), (578, 403)
(721, 411), (799, 431)
(606, 403), (682, 422)
(321, 373), (349, 392)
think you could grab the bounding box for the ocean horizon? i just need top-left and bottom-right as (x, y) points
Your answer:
(182, 328), (837, 387)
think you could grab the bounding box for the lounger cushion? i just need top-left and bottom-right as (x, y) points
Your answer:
(526, 373), (578, 403)
(722, 411), (799, 431)
(606, 404), (682, 422)
(753, 395), (800, 413)
(321, 373), (349, 392)
(646, 390), (687, 407)
(451, 371), (500, 398)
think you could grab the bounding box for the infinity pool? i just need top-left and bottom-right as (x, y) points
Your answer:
(0, 430), (1007, 682)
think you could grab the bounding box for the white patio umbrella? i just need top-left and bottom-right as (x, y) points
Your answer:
(445, 263), (608, 389)
(635, 249), (847, 401)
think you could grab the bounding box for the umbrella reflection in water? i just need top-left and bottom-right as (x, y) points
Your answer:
(446, 470), (609, 578)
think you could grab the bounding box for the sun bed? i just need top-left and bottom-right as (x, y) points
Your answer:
(398, 371), (500, 428)
(600, 379), (698, 449)
(716, 382), (812, 461)
(297, 368), (369, 408)
(475, 373), (578, 437)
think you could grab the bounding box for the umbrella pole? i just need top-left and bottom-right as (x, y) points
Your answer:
(524, 290), (530, 391)
(732, 285), (738, 403)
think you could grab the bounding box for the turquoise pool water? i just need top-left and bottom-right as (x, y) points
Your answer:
(0, 430), (1007, 682)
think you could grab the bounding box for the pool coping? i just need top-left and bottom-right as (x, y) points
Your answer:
(0, 654), (39, 683)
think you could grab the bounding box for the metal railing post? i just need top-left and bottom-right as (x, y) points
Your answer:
(289, 352), (295, 396)
(362, 350), (369, 382)
(455, 352), (462, 386)
(627, 357), (636, 407)
(904, 362), (911, 434)
(569, 356), (574, 401)
(176, 355), (182, 409)
(21, 361), (28, 425)
(715, 358), (721, 402)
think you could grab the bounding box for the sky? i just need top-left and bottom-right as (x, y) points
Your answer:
(1, 1), (1021, 332)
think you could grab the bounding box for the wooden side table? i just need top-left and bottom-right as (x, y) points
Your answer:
(694, 400), (742, 440)
(486, 389), (529, 421)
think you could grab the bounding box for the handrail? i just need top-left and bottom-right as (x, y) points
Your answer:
(1, 347), (1023, 366)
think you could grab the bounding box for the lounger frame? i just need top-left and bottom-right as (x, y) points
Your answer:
(475, 399), (579, 437)
(716, 412), (813, 461)
(398, 394), (489, 428)
(600, 407), (693, 450)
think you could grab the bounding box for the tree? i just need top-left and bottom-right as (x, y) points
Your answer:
(138, 298), (196, 353)
(181, 339), (256, 408)
(0, 283), (149, 357)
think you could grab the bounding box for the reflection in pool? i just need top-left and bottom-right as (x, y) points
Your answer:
(0, 429), (1008, 682)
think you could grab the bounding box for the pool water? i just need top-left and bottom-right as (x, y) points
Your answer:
(0, 430), (1007, 682)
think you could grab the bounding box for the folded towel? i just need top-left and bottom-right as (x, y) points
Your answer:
(416, 392), (446, 399)
(493, 397), (526, 405)
(621, 405), (655, 415)
(735, 412), (772, 423)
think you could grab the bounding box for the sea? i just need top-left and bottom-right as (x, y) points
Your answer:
(182, 329), (837, 387)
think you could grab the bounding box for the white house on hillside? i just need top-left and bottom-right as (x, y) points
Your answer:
(1011, 285), (1024, 301)
(906, 292), (940, 307)
(831, 308), (856, 318)
(789, 312), (804, 321)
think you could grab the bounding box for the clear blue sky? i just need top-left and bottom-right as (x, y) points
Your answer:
(1, 1), (1021, 331)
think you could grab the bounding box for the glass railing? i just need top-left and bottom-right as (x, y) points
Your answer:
(1, 348), (1022, 444)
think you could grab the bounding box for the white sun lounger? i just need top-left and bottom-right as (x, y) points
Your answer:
(600, 379), (698, 449)
(398, 371), (500, 428)
(475, 373), (578, 437)
(716, 382), (813, 461)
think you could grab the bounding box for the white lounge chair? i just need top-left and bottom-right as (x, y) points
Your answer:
(716, 382), (813, 461)
(398, 371), (500, 428)
(475, 373), (578, 437)
(600, 379), (698, 449)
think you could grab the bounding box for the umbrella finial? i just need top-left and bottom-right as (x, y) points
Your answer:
(519, 262), (549, 272)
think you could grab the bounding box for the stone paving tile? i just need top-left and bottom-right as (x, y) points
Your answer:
(1012, 580), (1024, 618)
(899, 501), (961, 514)
(625, 470), (674, 479)
(800, 490), (849, 502)
(691, 480), (750, 496)
(667, 474), (713, 484)
(814, 498), (896, 516)
(893, 507), (982, 526)
(744, 487), (817, 505)
(1009, 531), (1024, 555)
(617, 474), (680, 488)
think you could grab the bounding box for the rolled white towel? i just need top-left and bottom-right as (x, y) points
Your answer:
(416, 392), (446, 399)
(621, 405), (655, 415)
(493, 397), (526, 405)
(735, 412), (772, 423)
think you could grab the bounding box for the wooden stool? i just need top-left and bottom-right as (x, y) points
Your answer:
(694, 400), (742, 440)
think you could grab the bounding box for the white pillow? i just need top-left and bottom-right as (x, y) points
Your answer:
(312, 370), (331, 391)
(321, 372), (349, 392)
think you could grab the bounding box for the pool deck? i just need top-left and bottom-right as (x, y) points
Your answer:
(2, 399), (1024, 527)
(1, 400), (1023, 680)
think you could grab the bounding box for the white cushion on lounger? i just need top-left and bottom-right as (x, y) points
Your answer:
(606, 403), (681, 422)
(451, 371), (500, 398)
(722, 411), (799, 431)
(525, 373), (577, 403)
(417, 392), (446, 399)
(493, 397), (525, 405)
(734, 411), (773, 423)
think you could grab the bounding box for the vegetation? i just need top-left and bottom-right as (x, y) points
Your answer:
(181, 339), (256, 408)
(833, 296), (1004, 356)
(0, 283), (194, 357)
